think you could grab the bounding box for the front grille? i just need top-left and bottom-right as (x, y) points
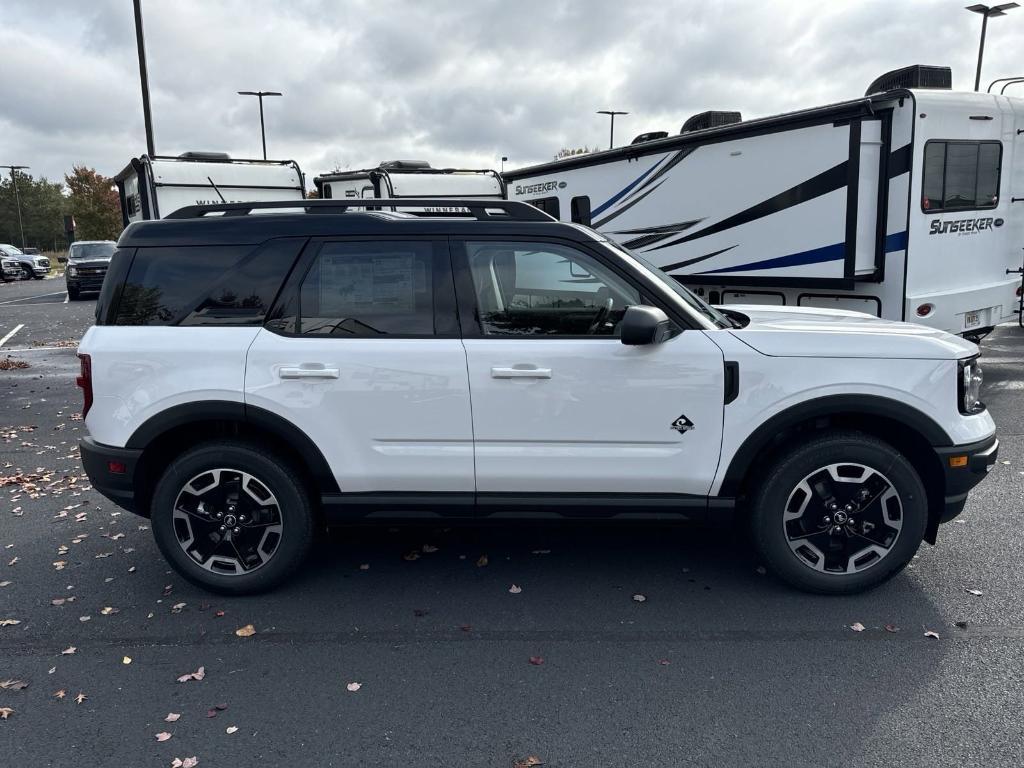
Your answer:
(77, 267), (107, 277)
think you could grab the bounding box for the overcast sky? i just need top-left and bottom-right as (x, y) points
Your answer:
(2, 0), (1023, 187)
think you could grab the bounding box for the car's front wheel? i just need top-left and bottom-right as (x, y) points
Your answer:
(750, 431), (928, 594)
(67, 286), (80, 301)
(150, 441), (315, 594)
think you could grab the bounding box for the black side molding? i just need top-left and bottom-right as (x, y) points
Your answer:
(724, 361), (740, 405)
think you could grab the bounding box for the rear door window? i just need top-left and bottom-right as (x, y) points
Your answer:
(921, 140), (1001, 212)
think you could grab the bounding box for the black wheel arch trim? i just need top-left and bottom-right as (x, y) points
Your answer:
(718, 394), (952, 497)
(126, 400), (340, 493)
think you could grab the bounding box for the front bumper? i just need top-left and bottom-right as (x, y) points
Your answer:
(66, 275), (107, 292)
(80, 437), (142, 514)
(934, 434), (999, 525)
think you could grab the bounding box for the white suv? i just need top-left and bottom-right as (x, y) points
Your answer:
(77, 200), (998, 594)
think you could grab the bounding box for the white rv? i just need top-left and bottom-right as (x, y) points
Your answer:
(505, 66), (1024, 339)
(114, 153), (305, 225)
(314, 161), (505, 213)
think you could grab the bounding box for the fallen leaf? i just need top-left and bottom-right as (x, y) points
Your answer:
(924, 630), (941, 640)
(346, 682), (361, 692)
(358, 564), (369, 571)
(214, 610), (225, 618)
(529, 656), (545, 666)
(850, 622), (866, 632)
(632, 594), (647, 603)
(214, 703), (227, 711)
(402, 551), (420, 561)
(234, 624), (255, 638)
(183, 758), (199, 768)
(513, 757), (543, 768)
(422, 544), (439, 553)
(171, 602), (186, 614)
(122, 656), (132, 665)
(965, 588), (983, 596)
(0, 618), (21, 627)
(47, 666), (55, 675)
(54, 689), (65, 699)
(176, 666), (205, 683)
(100, 606), (119, 616)
(509, 584), (522, 594)
(79, 616), (90, 622)
(165, 713), (180, 722)
(75, 692), (86, 704)
(0, 581), (10, 587)
(61, 646), (76, 655)
(476, 554), (488, 567)
(0, 707), (12, 719)
(156, 732), (172, 742)
(226, 726), (238, 734)
(0, 680), (27, 690)
(657, 659), (671, 665)
(884, 624), (900, 633)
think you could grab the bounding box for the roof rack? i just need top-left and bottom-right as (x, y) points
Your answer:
(164, 199), (554, 222)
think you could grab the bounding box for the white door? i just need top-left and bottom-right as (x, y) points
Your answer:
(244, 238), (474, 493)
(456, 239), (725, 496)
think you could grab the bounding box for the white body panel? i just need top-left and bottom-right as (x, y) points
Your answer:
(507, 89), (1024, 336)
(318, 166), (505, 213)
(243, 331), (475, 493)
(463, 333), (724, 494)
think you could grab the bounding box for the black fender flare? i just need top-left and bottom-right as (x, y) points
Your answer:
(718, 394), (951, 497)
(126, 400), (339, 493)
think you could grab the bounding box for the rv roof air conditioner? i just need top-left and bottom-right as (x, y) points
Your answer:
(865, 65), (952, 96)
(177, 151), (232, 161)
(379, 160), (432, 169)
(680, 111), (742, 134)
(632, 131), (669, 145)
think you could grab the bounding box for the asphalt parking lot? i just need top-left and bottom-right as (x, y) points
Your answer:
(1, 276), (1023, 767)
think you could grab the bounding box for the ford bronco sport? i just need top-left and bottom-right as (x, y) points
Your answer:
(77, 199), (998, 594)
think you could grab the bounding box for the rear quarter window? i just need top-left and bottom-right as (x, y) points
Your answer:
(111, 239), (304, 326)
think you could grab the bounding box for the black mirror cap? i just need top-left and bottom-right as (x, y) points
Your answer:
(620, 305), (672, 345)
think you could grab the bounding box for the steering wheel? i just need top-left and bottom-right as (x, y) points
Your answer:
(587, 297), (614, 334)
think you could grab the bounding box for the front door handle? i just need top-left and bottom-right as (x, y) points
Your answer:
(490, 366), (552, 379)
(279, 366), (340, 380)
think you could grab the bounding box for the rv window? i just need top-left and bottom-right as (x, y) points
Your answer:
(527, 197), (560, 218)
(921, 140), (1001, 213)
(463, 241), (640, 337)
(296, 241), (435, 336)
(570, 196), (592, 225)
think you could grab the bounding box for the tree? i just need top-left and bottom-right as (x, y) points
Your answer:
(65, 166), (121, 241)
(0, 171), (67, 251)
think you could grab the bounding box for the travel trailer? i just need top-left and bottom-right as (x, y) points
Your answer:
(114, 153), (305, 226)
(505, 66), (1024, 339)
(314, 161), (505, 213)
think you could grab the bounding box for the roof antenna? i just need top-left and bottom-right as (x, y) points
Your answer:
(206, 176), (226, 203)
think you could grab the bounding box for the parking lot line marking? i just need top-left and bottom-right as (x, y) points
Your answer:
(0, 324), (24, 348)
(0, 291), (68, 306)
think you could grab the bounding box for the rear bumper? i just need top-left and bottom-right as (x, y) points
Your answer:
(80, 437), (142, 514)
(934, 434), (998, 524)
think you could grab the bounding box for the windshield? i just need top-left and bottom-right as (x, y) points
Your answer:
(70, 243), (116, 260)
(0, 245), (23, 256)
(603, 240), (732, 329)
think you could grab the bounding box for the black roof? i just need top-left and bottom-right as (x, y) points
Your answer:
(117, 200), (586, 248)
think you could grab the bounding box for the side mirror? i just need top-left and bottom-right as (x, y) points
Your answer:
(620, 305), (672, 345)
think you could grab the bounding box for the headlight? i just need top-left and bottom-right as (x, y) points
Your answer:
(68, 266), (78, 277)
(959, 357), (984, 414)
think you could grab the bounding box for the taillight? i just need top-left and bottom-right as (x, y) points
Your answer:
(916, 303), (934, 317)
(76, 353), (93, 418)
(1017, 286), (1023, 298)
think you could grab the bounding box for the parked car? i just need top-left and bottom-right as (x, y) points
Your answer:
(65, 240), (117, 300)
(0, 243), (49, 279)
(1, 254), (20, 282)
(76, 199), (998, 595)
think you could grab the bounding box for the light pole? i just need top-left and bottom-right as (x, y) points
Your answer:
(237, 91), (282, 160)
(1, 165), (29, 249)
(132, 0), (156, 156)
(597, 110), (628, 150)
(967, 3), (1019, 91)
(501, 156), (508, 173)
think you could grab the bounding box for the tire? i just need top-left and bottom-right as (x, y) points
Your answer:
(20, 265), (32, 280)
(67, 287), (80, 301)
(750, 431), (928, 595)
(150, 440), (315, 595)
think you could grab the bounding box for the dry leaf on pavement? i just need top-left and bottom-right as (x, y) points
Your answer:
(850, 622), (866, 632)
(0, 707), (12, 719)
(234, 624), (255, 637)
(54, 689), (65, 699)
(122, 656), (132, 665)
(513, 757), (543, 768)
(165, 713), (180, 722)
(226, 725), (238, 734)
(346, 682), (361, 692)
(965, 588), (983, 596)
(75, 692), (86, 704)
(0, 619), (21, 627)
(61, 646), (76, 655)
(529, 656), (544, 666)
(156, 732), (172, 742)
(924, 630), (941, 639)
(509, 584), (522, 594)
(632, 594), (646, 603)
(0, 680), (27, 690)
(476, 555), (488, 567)
(176, 666), (205, 683)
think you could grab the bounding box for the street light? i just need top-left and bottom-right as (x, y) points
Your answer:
(501, 156), (508, 173)
(966, 3), (1019, 91)
(597, 110), (629, 150)
(237, 90), (282, 160)
(0, 165), (29, 249)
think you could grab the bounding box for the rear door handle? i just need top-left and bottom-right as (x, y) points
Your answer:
(490, 366), (552, 379)
(279, 366), (340, 380)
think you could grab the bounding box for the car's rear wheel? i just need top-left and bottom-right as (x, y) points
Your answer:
(750, 431), (928, 594)
(150, 441), (315, 594)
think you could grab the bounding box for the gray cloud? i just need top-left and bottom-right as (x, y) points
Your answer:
(1, 0), (1022, 186)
